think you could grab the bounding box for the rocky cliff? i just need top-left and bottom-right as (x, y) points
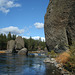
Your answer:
(44, 0), (75, 52)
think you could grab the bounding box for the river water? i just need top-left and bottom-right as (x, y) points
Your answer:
(0, 54), (61, 75)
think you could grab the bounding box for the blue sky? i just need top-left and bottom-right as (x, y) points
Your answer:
(0, 0), (49, 41)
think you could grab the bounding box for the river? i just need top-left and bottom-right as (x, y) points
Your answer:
(0, 54), (61, 75)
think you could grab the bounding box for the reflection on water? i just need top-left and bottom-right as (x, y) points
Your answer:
(0, 54), (61, 75)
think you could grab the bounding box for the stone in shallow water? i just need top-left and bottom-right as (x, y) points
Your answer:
(43, 58), (51, 63)
(18, 48), (27, 55)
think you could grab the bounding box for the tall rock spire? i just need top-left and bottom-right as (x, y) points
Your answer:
(44, 0), (75, 52)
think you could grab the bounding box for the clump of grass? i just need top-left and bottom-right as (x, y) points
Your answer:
(50, 50), (57, 56)
(28, 51), (40, 53)
(47, 52), (51, 56)
(56, 52), (70, 64)
(47, 50), (58, 58)
(56, 42), (75, 73)
(64, 43), (75, 72)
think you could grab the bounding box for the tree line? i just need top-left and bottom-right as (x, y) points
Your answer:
(23, 37), (46, 51)
(0, 32), (46, 50)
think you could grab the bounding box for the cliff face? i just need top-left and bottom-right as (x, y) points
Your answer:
(44, 0), (75, 52)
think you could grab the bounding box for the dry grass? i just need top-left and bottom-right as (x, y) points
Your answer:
(28, 51), (40, 53)
(0, 51), (6, 53)
(56, 52), (70, 64)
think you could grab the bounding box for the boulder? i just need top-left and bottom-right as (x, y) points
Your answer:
(18, 48), (28, 55)
(43, 58), (51, 63)
(44, 0), (75, 52)
(44, 47), (48, 55)
(34, 53), (38, 56)
(7, 40), (16, 53)
(15, 36), (24, 50)
(15, 43), (23, 50)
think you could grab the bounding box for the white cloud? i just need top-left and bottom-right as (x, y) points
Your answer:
(23, 36), (45, 41)
(22, 36), (30, 39)
(0, 7), (10, 13)
(32, 36), (45, 41)
(34, 22), (44, 29)
(0, 26), (24, 35)
(0, 0), (21, 14)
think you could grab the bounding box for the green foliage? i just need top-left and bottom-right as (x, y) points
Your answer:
(0, 33), (46, 51)
(50, 50), (56, 55)
(47, 52), (51, 56)
(12, 34), (16, 40)
(47, 50), (57, 57)
(23, 37), (46, 51)
(7, 32), (12, 41)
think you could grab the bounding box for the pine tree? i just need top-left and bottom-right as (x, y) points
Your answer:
(12, 34), (16, 40)
(3, 34), (7, 49)
(7, 32), (12, 41)
(0, 34), (4, 50)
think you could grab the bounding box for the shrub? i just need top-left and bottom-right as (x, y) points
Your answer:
(47, 50), (57, 58)
(56, 52), (70, 64)
(64, 42), (75, 72)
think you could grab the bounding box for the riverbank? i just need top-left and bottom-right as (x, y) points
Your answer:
(44, 51), (74, 75)
(0, 50), (6, 53)
(0, 50), (74, 75)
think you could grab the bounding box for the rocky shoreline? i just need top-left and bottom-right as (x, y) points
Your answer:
(43, 57), (74, 75)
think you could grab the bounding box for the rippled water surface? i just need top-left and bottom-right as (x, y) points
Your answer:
(0, 54), (61, 75)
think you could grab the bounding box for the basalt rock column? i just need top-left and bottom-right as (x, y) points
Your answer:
(44, 0), (75, 52)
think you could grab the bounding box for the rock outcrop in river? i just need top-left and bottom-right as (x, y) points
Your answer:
(15, 36), (24, 50)
(7, 36), (27, 55)
(44, 0), (75, 52)
(7, 40), (16, 53)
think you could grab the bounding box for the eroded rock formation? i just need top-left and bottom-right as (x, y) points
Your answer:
(44, 0), (75, 52)
(7, 40), (16, 53)
(7, 36), (27, 54)
(15, 36), (24, 50)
